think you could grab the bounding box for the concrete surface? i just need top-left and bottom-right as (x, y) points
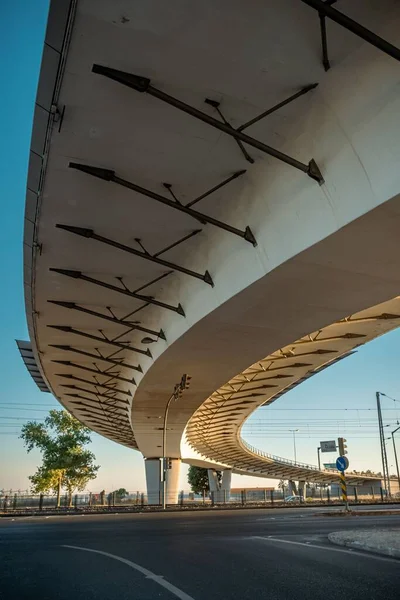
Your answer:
(1, 507), (400, 599)
(329, 528), (400, 558)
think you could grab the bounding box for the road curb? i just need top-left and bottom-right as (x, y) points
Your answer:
(318, 510), (400, 517)
(328, 531), (400, 559)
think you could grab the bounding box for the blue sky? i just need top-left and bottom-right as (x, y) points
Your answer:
(1, 0), (399, 493)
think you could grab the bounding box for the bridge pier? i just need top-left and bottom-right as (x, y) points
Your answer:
(208, 468), (232, 502)
(145, 458), (181, 505)
(298, 481), (307, 501)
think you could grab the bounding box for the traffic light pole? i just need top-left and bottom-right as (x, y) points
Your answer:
(162, 387), (177, 510)
(162, 375), (191, 509)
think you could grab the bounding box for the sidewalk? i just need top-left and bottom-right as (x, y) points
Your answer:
(328, 529), (400, 558)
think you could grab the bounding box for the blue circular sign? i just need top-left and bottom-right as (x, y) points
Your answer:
(336, 456), (349, 471)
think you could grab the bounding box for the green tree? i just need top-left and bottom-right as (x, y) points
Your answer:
(188, 466), (221, 494)
(20, 409), (99, 507)
(113, 488), (129, 500)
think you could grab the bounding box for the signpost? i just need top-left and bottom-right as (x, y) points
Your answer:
(336, 455), (350, 512)
(323, 463), (337, 469)
(320, 440), (337, 453)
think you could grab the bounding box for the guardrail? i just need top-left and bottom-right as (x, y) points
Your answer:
(240, 439), (321, 471)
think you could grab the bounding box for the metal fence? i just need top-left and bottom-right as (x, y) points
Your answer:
(0, 485), (397, 513)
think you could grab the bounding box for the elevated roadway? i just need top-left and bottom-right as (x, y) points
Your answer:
(23, 0), (400, 497)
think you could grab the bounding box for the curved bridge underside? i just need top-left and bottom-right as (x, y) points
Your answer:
(186, 297), (400, 483)
(24, 0), (400, 484)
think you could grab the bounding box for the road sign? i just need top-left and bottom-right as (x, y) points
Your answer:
(323, 463), (337, 469)
(320, 440), (337, 453)
(336, 456), (349, 471)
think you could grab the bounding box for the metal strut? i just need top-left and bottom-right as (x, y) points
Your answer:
(300, 0), (400, 62)
(76, 408), (131, 427)
(49, 268), (185, 316)
(204, 98), (254, 164)
(52, 360), (136, 384)
(48, 325), (153, 357)
(48, 301), (166, 341)
(70, 400), (130, 412)
(92, 64), (324, 184)
(69, 163), (257, 245)
(237, 84), (318, 131)
(49, 344), (142, 373)
(72, 406), (131, 428)
(186, 171), (246, 208)
(56, 224), (214, 286)
(56, 373), (132, 396)
(60, 384), (129, 403)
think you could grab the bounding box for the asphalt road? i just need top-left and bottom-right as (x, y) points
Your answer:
(1, 507), (400, 600)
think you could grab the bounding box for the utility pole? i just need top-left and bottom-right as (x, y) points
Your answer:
(391, 425), (400, 491)
(376, 391), (391, 497)
(317, 446), (321, 471)
(289, 429), (299, 464)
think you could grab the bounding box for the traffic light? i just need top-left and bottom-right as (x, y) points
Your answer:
(179, 374), (192, 395)
(338, 437), (348, 456)
(166, 458), (172, 470)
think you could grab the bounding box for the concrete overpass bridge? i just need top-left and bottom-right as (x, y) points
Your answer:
(22, 0), (400, 500)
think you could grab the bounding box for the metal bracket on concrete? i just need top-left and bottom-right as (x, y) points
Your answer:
(318, 1), (338, 71)
(56, 373), (132, 396)
(301, 0), (400, 62)
(49, 268), (185, 316)
(47, 324), (153, 357)
(49, 344), (143, 373)
(69, 400), (130, 415)
(56, 224), (214, 286)
(69, 162), (257, 245)
(204, 98), (254, 163)
(60, 384), (129, 403)
(52, 360), (136, 384)
(48, 301), (166, 341)
(91, 64), (324, 183)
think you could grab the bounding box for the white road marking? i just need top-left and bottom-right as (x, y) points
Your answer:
(249, 536), (400, 563)
(62, 544), (195, 600)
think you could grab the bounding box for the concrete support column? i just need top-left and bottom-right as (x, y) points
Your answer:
(208, 469), (232, 502)
(298, 480), (307, 500)
(145, 458), (182, 505)
(145, 458), (161, 505)
(288, 480), (298, 495)
(166, 458), (181, 505)
(207, 469), (220, 492)
(221, 469), (232, 502)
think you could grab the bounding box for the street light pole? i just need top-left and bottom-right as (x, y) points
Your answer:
(289, 429), (299, 464)
(317, 446), (321, 471)
(391, 425), (400, 491)
(162, 374), (191, 510)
